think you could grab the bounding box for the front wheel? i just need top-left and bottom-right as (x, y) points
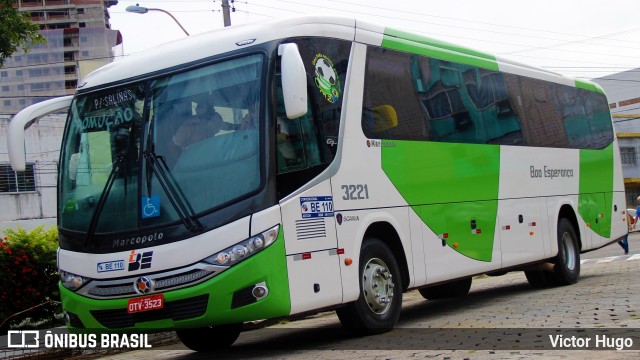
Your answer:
(176, 323), (242, 351)
(336, 238), (403, 335)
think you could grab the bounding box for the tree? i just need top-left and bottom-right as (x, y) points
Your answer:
(0, 0), (45, 67)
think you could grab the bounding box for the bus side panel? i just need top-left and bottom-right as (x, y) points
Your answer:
(498, 198), (546, 268)
(499, 146), (580, 258)
(286, 250), (342, 315)
(610, 191), (628, 243)
(610, 132), (627, 242)
(334, 207), (414, 303)
(608, 139), (627, 246)
(381, 140), (503, 282)
(579, 145), (614, 241)
(545, 196), (585, 256)
(416, 204), (502, 285)
(279, 181), (342, 315)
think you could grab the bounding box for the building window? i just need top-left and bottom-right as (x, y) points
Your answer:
(16, 70), (23, 76)
(2, 86), (9, 92)
(620, 147), (637, 166)
(0, 163), (36, 192)
(3, 100), (11, 107)
(0, 71), (7, 78)
(81, 51), (90, 57)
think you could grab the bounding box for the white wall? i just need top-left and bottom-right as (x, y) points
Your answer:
(0, 113), (66, 231)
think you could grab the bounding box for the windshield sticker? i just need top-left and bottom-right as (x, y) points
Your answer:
(93, 89), (136, 110)
(313, 54), (341, 104)
(141, 195), (161, 219)
(97, 260), (125, 273)
(300, 196), (334, 218)
(76, 108), (135, 132)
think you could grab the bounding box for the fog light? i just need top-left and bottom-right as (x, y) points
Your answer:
(252, 282), (268, 300)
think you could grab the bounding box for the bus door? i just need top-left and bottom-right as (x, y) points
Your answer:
(274, 87), (343, 315)
(279, 183), (342, 315)
(274, 36), (351, 314)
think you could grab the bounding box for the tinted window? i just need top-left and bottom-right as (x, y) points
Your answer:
(362, 46), (613, 149)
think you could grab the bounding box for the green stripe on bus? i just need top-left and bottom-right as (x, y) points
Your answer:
(382, 141), (500, 261)
(578, 144), (614, 238)
(575, 79), (602, 93)
(382, 30), (499, 71)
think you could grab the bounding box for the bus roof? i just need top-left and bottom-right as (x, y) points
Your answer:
(80, 15), (602, 94)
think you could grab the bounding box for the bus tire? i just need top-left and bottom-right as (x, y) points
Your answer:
(418, 278), (472, 300)
(547, 218), (580, 286)
(524, 270), (551, 289)
(176, 323), (242, 351)
(336, 237), (403, 335)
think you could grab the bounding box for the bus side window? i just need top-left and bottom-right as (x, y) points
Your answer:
(276, 116), (304, 172)
(275, 89), (324, 174)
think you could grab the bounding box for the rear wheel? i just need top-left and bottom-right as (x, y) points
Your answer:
(524, 270), (550, 289)
(547, 218), (580, 285)
(525, 218), (580, 288)
(176, 323), (242, 351)
(418, 278), (472, 300)
(336, 238), (403, 335)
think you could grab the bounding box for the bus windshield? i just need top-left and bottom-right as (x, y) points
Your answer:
(58, 54), (263, 237)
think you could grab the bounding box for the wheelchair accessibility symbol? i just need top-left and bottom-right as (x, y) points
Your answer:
(141, 195), (160, 219)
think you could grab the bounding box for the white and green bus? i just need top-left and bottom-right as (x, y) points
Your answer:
(8, 15), (627, 350)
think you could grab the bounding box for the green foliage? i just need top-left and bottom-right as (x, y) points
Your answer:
(0, 0), (46, 67)
(0, 226), (60, 330)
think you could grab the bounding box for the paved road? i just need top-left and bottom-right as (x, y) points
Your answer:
(102, 233), (640, 359)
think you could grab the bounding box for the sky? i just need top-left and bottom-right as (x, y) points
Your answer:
(107, 0), (640, 81)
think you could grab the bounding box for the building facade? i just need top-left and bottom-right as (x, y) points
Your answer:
(1, 0), (120, 233)
(1, 0), (121, 115)
(594, 68), (640, 207)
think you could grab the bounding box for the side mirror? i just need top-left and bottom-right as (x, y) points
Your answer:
(278, 43), (308, 119)
(8, 95), (73, 171)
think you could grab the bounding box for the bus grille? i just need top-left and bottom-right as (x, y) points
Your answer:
(90, 294), (209, 328)
(78, 263), (226, 299)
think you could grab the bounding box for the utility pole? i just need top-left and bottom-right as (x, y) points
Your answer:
(221, 0), (231, 27)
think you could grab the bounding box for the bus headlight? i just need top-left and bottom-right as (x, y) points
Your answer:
(59, 270), (91, 291)
(203, 225), (279, 267)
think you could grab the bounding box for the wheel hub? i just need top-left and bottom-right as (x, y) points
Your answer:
(362, 257), (395, 315)
(561, 232), (576, 270)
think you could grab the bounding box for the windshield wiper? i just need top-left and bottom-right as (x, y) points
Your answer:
(85, 155), (126, 246)
(144, 149), (204, 233)
(143, 114), (202, 233)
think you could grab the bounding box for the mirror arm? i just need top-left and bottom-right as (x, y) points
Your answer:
(8, 95), (74, 171)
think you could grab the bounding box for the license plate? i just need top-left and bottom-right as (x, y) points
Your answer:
(127, 294), (164, 314)
(300, 196), (333, 218)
